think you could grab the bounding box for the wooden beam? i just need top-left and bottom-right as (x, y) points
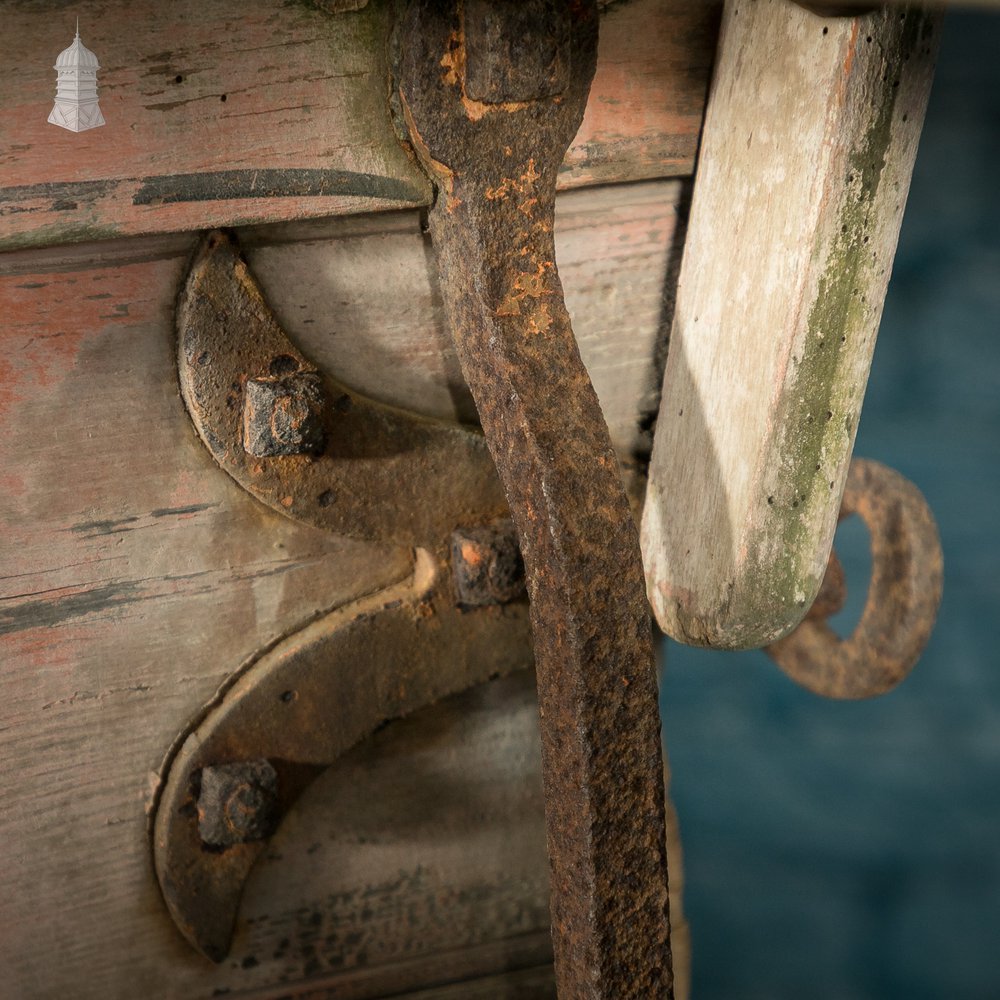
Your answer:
(641, 0), (940, 649)
(0, 0), (719, 252)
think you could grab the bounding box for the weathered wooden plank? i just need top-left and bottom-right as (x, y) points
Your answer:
(0, 0), (718, 252)
(239, 178), (684, 462)
(0, 177), (686, 997)
(641, 0), (939, 649)
(0, 244), (416, 993)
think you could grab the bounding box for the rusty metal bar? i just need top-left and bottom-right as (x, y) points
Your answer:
(398, 3), (672, 995)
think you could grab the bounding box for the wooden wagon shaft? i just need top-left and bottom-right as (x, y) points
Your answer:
(642, 0), (940, 652)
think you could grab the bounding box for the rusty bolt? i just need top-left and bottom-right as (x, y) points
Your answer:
(197, 759), (279, 847)
(451, 518), (526, 608)
(243, 371), (327, 457)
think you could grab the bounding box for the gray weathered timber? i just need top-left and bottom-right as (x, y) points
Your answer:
(642, 1), (940, 649)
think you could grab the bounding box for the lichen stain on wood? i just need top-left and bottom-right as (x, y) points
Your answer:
(759, 9), (940, 629)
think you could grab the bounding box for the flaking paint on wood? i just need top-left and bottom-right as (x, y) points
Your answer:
(0, 175), (685, 997)
(0, 0), (718, 251)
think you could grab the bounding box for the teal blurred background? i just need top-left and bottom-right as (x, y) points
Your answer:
(661, 11), (1000, 999)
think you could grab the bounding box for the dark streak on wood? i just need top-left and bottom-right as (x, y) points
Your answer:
(0, 580), (147, 636)
(0, 179), (119, 211)
(0, 555), (336, 635)
(150, 502), (219, 518)
(131, 170), (428, 207)
(69, 504), (220, 537)
(71, 516), (142, 536)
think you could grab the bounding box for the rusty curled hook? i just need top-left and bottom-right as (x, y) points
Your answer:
(766, 458), (943, 700)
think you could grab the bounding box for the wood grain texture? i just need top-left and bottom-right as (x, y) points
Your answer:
(0, 177), (686, 997)
(641, 0), (940, 649)
(0, 243), (414, 997)
(0, 0), (719, 252)
(207, 672), (553, 999)
(240, 179), (685, 464)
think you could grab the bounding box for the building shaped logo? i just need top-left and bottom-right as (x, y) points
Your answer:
(48, 20), (105, 132)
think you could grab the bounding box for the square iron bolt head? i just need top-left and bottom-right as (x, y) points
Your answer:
(451, 519), (527, 608)
(197, 759), (279, 847)
(243, 372), (327, 457)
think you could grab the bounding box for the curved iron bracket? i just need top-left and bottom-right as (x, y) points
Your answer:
(153, 549), (532, 961)
(177, 230), (508, 548)
(158, 228), (541, 962)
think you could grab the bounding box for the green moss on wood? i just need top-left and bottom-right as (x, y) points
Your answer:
(738, 10), (933, 643)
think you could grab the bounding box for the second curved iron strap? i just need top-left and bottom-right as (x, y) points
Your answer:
(399, 3), (672, 997)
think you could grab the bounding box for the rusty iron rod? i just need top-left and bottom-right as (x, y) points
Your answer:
(399, 2), (672, 995)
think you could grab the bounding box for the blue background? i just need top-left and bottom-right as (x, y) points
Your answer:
(661, 12), (1000, 999)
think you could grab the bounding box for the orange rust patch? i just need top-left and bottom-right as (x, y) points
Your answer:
(485, 179), (513, 201)
(440, 28), (463, 88)
(497, 296), (521, 318)
(436, 18), (536, 124)
(526, 301), (554, 336)
(495, 261), (554, 323)
(460, 542), (483, 566)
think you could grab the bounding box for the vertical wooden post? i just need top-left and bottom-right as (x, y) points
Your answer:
(642, 0), (940, 649)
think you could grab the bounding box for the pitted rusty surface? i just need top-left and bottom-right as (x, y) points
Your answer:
(399, 3), (672, 996)
(177, 231), (508, 548)
(197, 759), (280, 847)
(767, 458), (943, 700)
(242, 371), (328, 458)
